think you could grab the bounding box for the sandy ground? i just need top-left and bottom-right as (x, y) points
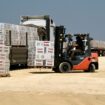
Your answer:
(0, 57), (105, 105)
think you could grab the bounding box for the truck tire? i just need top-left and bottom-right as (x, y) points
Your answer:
(59, 62), (72, 73)
(102, 51), (105, 56)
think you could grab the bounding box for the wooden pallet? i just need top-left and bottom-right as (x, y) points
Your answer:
(34, 66), (52, 69)
(28, 66), (52, 69)
(0, 73), (10, 77)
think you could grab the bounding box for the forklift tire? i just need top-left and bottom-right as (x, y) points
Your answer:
(89, 63), (96, 72)
(59, 62), (72, 73)
(85, 63), (95, 72)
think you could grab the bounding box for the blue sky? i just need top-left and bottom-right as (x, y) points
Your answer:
(0, 0), (105, 40)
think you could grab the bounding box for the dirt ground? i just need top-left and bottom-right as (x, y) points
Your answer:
(0, 57), (105, 105)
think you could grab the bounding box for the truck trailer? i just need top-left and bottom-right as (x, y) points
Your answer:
(90, 39), (105, 56)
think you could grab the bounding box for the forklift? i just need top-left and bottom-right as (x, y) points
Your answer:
(53, 26), (99, 73)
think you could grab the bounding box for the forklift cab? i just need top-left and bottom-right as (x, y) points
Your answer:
(63, 33), (91, 65)
(53, 26), (97, 73)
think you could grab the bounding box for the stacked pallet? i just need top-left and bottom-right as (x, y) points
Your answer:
(0, 23), (39, 76)
(27, 41), (54, 67)
(0, 22), (54, 73)
(27, 27), (39, 66)
(0, 23), (39, 46)
(43, 41), (54, 67)
(0, 24), (11, 76)
(0, 46), (10, 76)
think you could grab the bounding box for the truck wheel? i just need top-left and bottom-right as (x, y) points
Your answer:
(59, 62), (72, 73)
(88, 64), (96, 72)
(102, 51), (105, 56)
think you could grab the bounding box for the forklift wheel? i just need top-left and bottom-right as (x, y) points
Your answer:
(59, 62), (72, 73)
(85, 63), (95, 72)
(89, 63), (96, 72)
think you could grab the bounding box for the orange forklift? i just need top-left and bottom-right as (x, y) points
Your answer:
(53, 26), (99, 73)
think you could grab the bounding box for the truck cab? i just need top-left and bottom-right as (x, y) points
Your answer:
(20, 15), (55, 41)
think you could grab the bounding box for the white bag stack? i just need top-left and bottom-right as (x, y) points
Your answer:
(0, 23), (39, 67)
(0, 23), (39, 46)
(0, 24), (10, 76)
(27, 27), (39, 66)
(27, 40), (54, 67)
(34, 41), (45, 67)
(43, 41), (54, 67)
(0, 45), (10, 76)
(0, 23), (39, 75)
(33, 41), (54, 67)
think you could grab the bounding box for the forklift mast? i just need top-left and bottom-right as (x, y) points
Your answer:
(54, 26), (65, 68)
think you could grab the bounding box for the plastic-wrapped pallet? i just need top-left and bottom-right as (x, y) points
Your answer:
(0, 23), (40, 69)
(33, 41), (45, 67)
(0, 23), (39, 46)
(0, 45), (10, 76)
(44, 41), (54, 67)
(27, 27), (39, 67)
(0, 24), (10, 76)
(11, 24), (27, 46)
(34, 41), (54, 67)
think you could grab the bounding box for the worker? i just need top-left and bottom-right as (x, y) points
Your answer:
(76, 35), (84, 51)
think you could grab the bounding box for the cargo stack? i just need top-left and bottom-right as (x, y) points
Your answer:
(34, 41), (54, 67)
(0, 23), (34, 46)
(27, 40), (54, 67)
(34, 41), (45, 66)
(27, 27), (39, 66)
(11, 25), (27, 46)
(0, 22), (54, 71)
(0, 23), (39, 75)
(44, 41), (54, 67)
(0, 24), (11, 76)
(0, 46), (10, 76)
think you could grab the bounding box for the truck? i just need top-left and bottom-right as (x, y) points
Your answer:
(20, 15), (55, 41)
(90, 39), (105, 56)
(53, 26), (99, 73)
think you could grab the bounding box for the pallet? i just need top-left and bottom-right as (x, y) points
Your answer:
(27, 66), (35, 68)
(35, 66), (44, 69)
(35, 66), (52, 69)
(44, 66), (52, 69)
(0, 73), (10, 77)
(28, 66), (52, 69)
